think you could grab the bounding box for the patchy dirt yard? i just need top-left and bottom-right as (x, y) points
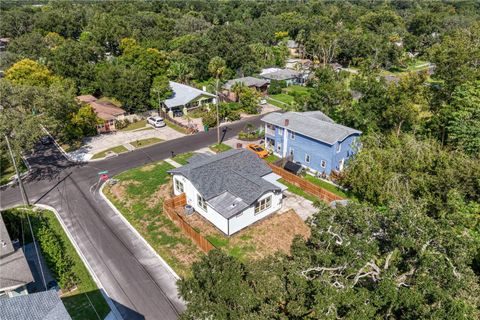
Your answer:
(178, 207), (310, 261)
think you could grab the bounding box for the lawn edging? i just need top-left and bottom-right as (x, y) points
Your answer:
(34, 204), (121, 320)
(98, 183), (180, 280)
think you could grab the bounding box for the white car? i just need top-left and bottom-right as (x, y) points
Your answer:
(147, 116), (166, 128)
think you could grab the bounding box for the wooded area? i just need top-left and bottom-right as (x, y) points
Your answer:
(0, 1), (479, 319)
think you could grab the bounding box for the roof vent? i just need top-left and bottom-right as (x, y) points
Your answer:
(284, 119), (289, 126)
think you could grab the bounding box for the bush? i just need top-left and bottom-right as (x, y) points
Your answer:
(115, 118), (131, 129)
(267, 80), (286, 94)
(202, 111), (218, 128)
(36, 220), (78, 290)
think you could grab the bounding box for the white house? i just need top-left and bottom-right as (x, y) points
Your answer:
(168, 149), (287, 236)
(163, 81), (217, 116)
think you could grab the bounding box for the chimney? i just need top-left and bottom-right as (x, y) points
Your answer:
(202, 86), (207, 92)
(284, 119), (289, 126)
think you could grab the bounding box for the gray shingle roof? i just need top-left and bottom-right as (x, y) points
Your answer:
(262, 112), (361, 145)
(169, 149), (280, 218)
(0, 214), (34, 291)
(223, 77), (268, 90)
(260, 69), (301, 81)
(0, 290), (72, 320)
(164, 81), (216, 109)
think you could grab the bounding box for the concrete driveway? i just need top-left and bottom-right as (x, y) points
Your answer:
(68, 126), (185, 161)
(279, 191), (318, 221)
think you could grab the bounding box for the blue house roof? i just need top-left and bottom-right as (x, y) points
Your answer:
(262, 111), (361, 145)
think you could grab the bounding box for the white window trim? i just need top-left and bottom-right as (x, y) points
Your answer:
(278, 128), (283, 136)
(336, 143), (341, 153)
(321, 160), (327, 168)
(290, 131), (295, 140)
(254, 196), (272, 215)
(174, 179), (184, 193)
(197, 194), (207, 211)
(305, 153), (310, 163)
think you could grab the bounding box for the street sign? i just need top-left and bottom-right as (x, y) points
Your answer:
(98, 170), (109, 175)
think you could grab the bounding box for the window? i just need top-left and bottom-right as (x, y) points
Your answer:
(305, 154), (310, 163)
(290, 131), (295, 140)
(254, 196), (272, 215)
(321, 160), (327, 168)
(197, 194), (207, 211)
(278, 128), (284, 136)
(277, 144), (282, 152)
(174, 179), (184, 193)
(336, 143), (341, 153)
(289, 148), (294, 157)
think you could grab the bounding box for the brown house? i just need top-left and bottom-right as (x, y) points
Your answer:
(222, 77), (269, 102)
(76, 95), (126, 133)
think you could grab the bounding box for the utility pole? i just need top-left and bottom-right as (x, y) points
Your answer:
(4, 134), (30, 206)
(216, 78), (220, 145)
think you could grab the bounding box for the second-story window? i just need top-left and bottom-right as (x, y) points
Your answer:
(336, 143), (341, 153)
(305, 154), (310, 163)
(290, 131), (295, 140)
(278, 128), (284, 136)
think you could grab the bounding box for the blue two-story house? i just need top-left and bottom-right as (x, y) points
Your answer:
(261, 111), (361, 175)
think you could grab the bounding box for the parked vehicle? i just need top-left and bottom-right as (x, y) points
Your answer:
(173, 110), (183, 117)
(246, 143), (269, 158)
(147, 116), (166, 128)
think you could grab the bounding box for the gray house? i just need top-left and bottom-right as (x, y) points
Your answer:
(0, 290), (72, 320)
(260, 69), (304, 86)
(169, 149), (287, 235)
(0, 214), (34, 297)
(163, 81), (216, 115)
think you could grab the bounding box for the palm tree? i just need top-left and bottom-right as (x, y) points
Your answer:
(208, 56), (226, 144)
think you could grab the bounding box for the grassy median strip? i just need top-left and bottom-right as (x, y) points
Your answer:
(130, 137), (163, 148)
(172, 152), (195, 165)
(1, 207), (110, 320)
(209, 143), (232, 153)
(91, 145), (128, 160)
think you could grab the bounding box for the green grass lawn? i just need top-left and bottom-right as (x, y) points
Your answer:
(130, 137), (163, 148)
(264, 154), (280, 164)
(165, 119), (190, 134)
(303, 175), (351, 198)
(172, 152), (195, 165)
(91, 145), (128, 160)
(266, 98), (288, 109)
(0, 157), (27, 186)
(209, 143), (233, 153)
(1, 207), (110, 320)
(119, 119), (147, 131)
(269, 93), (295, 105)
(103, 161), (202, 277)
(283, 85), (311, 95)
(279, 178), (320, 203)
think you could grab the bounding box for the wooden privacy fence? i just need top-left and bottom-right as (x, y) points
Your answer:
(163, 194), (215, 253)
(268, 164), (344, 203)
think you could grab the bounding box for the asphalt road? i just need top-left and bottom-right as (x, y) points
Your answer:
(0, 116), (263, 319)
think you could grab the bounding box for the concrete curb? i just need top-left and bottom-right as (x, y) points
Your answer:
(41, 126), (80, 163)
(34, 204), (123, 320)
(99, 183), (180, 280)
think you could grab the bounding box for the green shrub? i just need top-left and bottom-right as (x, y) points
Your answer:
(36, 220), (78, 290)
(115, 118), (131, 129)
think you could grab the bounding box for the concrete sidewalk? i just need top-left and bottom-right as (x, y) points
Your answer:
(68, 126), (184, 162)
